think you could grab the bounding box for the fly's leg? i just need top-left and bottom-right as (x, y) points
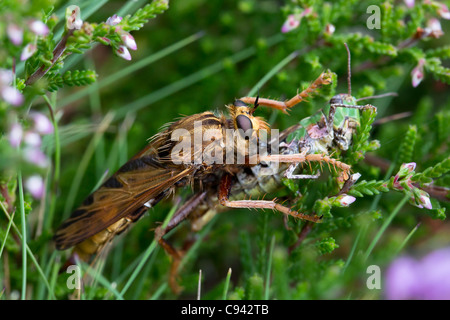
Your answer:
(239, 72), (333, 114)
(218, 173), (322, 223)
(284, 162), (321, 180)
(154, 191), (207, 294)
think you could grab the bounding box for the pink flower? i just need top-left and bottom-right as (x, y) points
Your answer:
(25, 175), (45, 199)
(438, 3), (450, 20)
(411, 59), (425, 87)
(28, 20), (49, 36)
(403, 0), (415, 8)
(20, 43), (37, 61)
(400, 162), (416, 173)
(116, 45), (132, 61)
(24, 131), (42, 147)
(336, 194), (356, 207)
(66, 5), (83, 30)
(425, 18), (444, 38)
(24, 147), (49, 168)
(106, 14), (122, 26)
(31, 113), (54, 135)
(385, 248), (450, 299)
(281, 14), (301, 33)
(8, 123), (23, 148)
(1, 86), (24, 106)
(0, 69), (13, 85)
(120, 32), (137, 51)
(7, 24), (23, 46)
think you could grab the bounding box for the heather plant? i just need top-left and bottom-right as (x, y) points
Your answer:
(0, 0), (449, 300)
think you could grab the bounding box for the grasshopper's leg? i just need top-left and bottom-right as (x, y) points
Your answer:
(154, 191), (208, 294)
(218, 173), (322, 223)
(260, 153), (351, 181)
(239, 72), (333, 114)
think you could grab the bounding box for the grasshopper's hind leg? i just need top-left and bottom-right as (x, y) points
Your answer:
(238, 72), (333, 114)
(218, 173), (322, 223)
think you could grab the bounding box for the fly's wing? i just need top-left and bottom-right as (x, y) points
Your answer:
(54, 143), (194, 250)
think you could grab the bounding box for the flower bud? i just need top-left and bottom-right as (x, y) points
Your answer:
(8, 123), (23, 148)
(20, 43), (37, 61)
(106, 14), (122, 26)
(29, 19), (49, 36)
(1, 86), (24, 106)
(66, 5), (83, 30)
(116, 45), (132, 61)
(7, 24), (23, 45)
(121, 32), (137, 51)
(281, 14), (301, 33)
(31, 113), (54, 135)
(25, 175), (45, 199)
(411, 59), (425, 87)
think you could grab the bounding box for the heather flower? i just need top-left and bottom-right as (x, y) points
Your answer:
(7, 24), (23, 45)
(411, 59), (425, 87)
(106, 14), (122, 26)
(24, 131), (42, 147)
(8, 123), (23, 148)
(385, 248), (450, 299)
(437, 3), (450, 20)
(411, 189), (432, 210)
(25, 175), (45, 199)
(425, 18), (444, 38)
(281, 14), (301, 33)
(20, 43), (37, 61)
(31, 112), (54, 135)
(1, 86), (24, 106)
(24, 147), (49, 168)
(403, 0), (415, 8)
(325, 23), (335, 36)
(116, 45), (132, 61)
(335, 194), (356, 207)
(66, 5), (83, 30)
(120, 32), (137, 51)
(28, 19), (49, 36)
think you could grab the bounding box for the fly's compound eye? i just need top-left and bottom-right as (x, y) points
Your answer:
(236, 114), (253, 140)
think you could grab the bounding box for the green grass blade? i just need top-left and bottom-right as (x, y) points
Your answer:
(264, 235), (276, 300)
(222, 268), (232, 300)
(364, 195), (410, 261)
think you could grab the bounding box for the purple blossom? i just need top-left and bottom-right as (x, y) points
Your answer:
(24, 147), (49, 168)
(28, 19), (49, 36)
(66, 5), (83, 30)
(25, 175), (45, 199)
(1, 86), (24, 106)
(116, 45), (132, 61)
(281, 14), (301, 33)
(20, 43), (37, 61)
(106, 14), (122, 26)
(385, 248), (450, 299)
(0, 69), (13, 85)
(7, 24), (23, 46)
(31, 112), (54, 135)
(8, 123), (23, 148)
(411, 59), (425, 87)
(403, 0), (415, 8)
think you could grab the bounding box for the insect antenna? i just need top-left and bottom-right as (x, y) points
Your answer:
(356, 92), (398, 102)
(250, 91), (260, 115)
(344, 43), (352, 97)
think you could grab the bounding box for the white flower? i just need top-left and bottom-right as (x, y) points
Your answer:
(25, 175), (45, 199)
(24, 147), (49, 168)
(29, 20), (49, 36)
(0, 69), (13, 85)
(403, 0), (415, 8)
(425, 18), (444, 38)
(337, 194), (356, 207)
(8, 123), (23, 148)
(66, 5), (83, 30)
(7, 24), (23, 46)
(116, 45), (132, 61)
(438, 3), (450, 20)
(121, 32), (137, 51)
(411, 59), (425, 88)
(1, 86), (24, 106)
(20, 43), (37, 61)
(31, 112), (54, 135)
(106, 14), (122, 26)
(24, 131), (42, 147)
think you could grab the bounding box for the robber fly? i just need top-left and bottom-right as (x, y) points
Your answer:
(53, 71), (337, 267)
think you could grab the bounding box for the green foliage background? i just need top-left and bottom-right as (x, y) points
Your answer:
(0, 0), (449, 300)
